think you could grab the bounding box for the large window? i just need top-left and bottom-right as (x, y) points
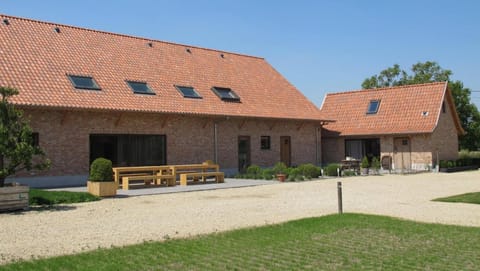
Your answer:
(345, 138), (380, 161)
(90, 134), (166, 167)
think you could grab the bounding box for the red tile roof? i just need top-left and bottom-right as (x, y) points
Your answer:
(0, 15), (324, 121)
(320, 82), (464, 136)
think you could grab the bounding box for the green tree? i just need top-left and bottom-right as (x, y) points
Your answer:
(362, 61), (480, 150)
(0, 87), (50, 187)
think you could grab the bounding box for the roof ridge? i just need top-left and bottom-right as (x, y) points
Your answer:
(0, 13), (264, 60)
(325, 81), (447, 97)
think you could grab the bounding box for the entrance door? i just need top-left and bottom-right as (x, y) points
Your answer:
(280, 136), (291, 167)
(238, 136), (251, 173)
(393, 137), (411, 171)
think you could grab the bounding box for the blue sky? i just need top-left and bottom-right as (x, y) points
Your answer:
(2, 0), (480, 108)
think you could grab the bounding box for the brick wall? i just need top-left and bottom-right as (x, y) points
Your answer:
(14, 108), (321, 184)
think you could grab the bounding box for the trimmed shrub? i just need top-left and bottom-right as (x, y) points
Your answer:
(298, 163), (321, 179)
(287, 167), (301, 179)
(439, 160), (448, 169)
(273, 162), (287, 175)
(89, 158), (113, 182)
(246, 165), (263, 179)
(262, 168), (275, 180)
(325, 163), (340, 176)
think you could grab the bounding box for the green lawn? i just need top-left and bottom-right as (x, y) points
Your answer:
(2, 214), (480, 270)
(434, 192), (480, 204)
(29, 189), (100, 206)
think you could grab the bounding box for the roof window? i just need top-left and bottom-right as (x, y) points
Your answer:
(367, 100), (380, 114)
(68, 75), (101, 90)
(175, 85), (202, 99)
(212, 87), (240, 102)
(126, 81), (155, 95)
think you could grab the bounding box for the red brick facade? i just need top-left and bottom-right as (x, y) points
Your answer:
(14, 108), (322, 185)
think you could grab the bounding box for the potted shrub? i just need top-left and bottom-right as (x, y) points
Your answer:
(87, 158), (116, 197)
(360, 156), (370, 175)
(273, 162), (287, 182)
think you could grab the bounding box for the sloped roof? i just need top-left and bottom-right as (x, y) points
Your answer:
(0, 15), (324, 121)
(320, 82), (464, 136)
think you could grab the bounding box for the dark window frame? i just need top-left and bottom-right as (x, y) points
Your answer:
(442, 102), (446, 113)
(31, 132), (39, 147)
(175, 85), (202, 99)
(126, 81), (156, 95)
(366, 100), (381, 114)
(68, 75), (101, 90)
(211, 86), (241, 102)
(260, 136), (271, 150)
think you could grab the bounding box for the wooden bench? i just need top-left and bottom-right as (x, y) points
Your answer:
(122, 174), (175, 190)
(179, 172), (224, 186)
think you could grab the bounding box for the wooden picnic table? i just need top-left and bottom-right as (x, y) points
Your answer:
(112, 165), (172, 188)
(169, 164), (220, 180)
(112, 163), (222, 189)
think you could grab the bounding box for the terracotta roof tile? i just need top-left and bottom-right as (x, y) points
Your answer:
(0, 15), (323, 121)
(320, 82), (463, 136)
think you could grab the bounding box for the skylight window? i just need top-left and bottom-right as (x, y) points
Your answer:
(212, 87), (240, 102)
(68, 75), (101, 90)
(175, 85), (202, 99)
(367, 100), (380, 114)
(126, 81), (155, 95)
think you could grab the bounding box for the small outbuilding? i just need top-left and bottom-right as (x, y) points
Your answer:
(320, 82), (464, 171)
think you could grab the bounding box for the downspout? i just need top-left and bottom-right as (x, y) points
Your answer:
(214, 122), (218, 164)
(315, 127), (321, 166)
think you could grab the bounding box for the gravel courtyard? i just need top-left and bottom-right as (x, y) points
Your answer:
(1, 170), (479, 264)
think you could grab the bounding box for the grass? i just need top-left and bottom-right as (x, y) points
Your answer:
(29, 189), (100, 206)
(2, 214), (480, 270)
(434, 192), (480, 204)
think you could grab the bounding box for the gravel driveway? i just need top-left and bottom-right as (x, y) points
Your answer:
(1, 170), (479, 264)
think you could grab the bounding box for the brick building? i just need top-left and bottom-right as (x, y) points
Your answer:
(320, 82), (464, 171)
(0, 15), (328, 187)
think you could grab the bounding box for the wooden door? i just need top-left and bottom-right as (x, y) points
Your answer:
(393, 137), (411, 170)
(238, 136), (251, 173)
(280, 136), (291, 167)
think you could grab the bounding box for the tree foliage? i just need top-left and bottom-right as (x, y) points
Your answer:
(362, 61), (480, 150)
(0, 87), (50, 186)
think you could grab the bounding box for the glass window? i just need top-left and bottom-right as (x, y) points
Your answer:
(68, 75), (101, 90)
(345, 138), (380, 161)
(90, 134), (166, 167)
(261, 136), (271, 150)
(126, 81), (155, 95)
(212, 87), (240, 101)
(175, 86), (202, 98)
(367, 100), (380, 114)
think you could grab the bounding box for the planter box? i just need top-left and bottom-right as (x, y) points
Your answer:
(0, 184), (29, 212)
(87, 181), (117, 197)
(439, 165), (479, 173)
